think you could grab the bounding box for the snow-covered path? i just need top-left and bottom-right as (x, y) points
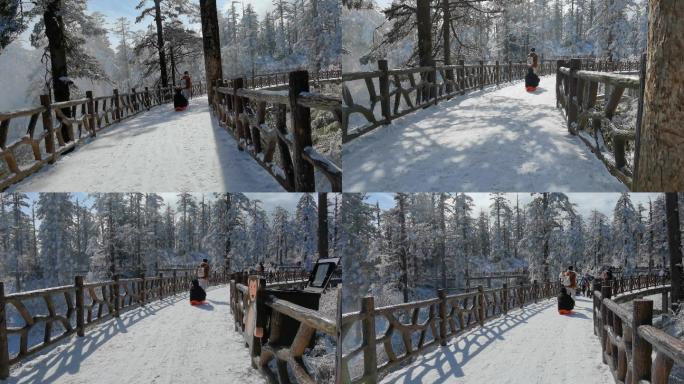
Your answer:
(343, 76), (626, 192)
(11, 96), (283, 192)
(381, 296), (612, 384)
(7, 287), (267, 384)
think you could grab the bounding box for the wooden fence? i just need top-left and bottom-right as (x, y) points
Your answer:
(212, 70), (342, 192)
(592, 276), (684, 383)
(556, 55), (646, 188)
(342, 59), (556, 142)
(0, 83), (206, 191)
(340, 279), (560, 383)
(0, 269), (228, 379)
(229, 273), (336, 384)
(244, 69), (342, 90)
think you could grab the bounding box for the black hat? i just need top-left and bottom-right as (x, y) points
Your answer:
(531, 48), (536, 52)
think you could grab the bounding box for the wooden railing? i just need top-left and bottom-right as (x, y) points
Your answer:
(556, 55), (646, 188)
(342, 59), (556, 142)
(592, 275), (684, 383)
(0, 83), (206, 191)
(212, 70), (342, 192)
(229, 273), (335, 383)
(340, 279), (559, 383)
(244, 69), (342, 90)
(0, 269), (228, 379)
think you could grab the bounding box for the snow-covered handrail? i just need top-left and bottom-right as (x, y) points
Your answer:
(340, 279), (560, 383)
(0, 270), (230, 379)
(0, 82), (207, 191)
(591, 274), (675, 383)
(341, 59), (556, 142)
(555, 55), (647, 189)
(212, 70), (342, 192)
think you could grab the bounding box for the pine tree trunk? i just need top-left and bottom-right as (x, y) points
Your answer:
(416, 0), (434, 101)
(397, 195), (409, 302)
(666, 193), (682, 305)
(154, 0), (169, 88)
(199, 0), (224, 102)
(634, 0), (684, 191)
(441, 0), (453, 94)
(317, 193), (328, 259)
(44, 0), (72, 142)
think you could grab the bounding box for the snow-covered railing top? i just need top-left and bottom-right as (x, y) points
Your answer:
(591, 275), (679, 383)
(212, 70), (342, 192)
(0, 82), (206, 191)
(0, 270), (229, 379)
(555, 55), (646, 189)
(340, 279), (562, 383)
(341, 59), (557, 142)
(229, 273), (335, 383)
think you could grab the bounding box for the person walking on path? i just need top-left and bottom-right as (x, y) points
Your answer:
(559, 265), (578, 297)
(557, 286), (575, 315)
(181, 71), (193, 100)
(197, 259), (210, 290)
(527, 48), (539, 74)
(189, 279), (207, 305)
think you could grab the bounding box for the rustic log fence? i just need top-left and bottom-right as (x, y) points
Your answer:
(211, 70), (342, 192)
(0, 269), (227, 379)
(340, 279), (561, 383)
(229, 273), (335, 383)
(556, 54), (646, 188)
(591, 275), (683, 384)
(342, 60), (556, 142)
(244, 69), (342, 90)
(0, 82), (206, 191)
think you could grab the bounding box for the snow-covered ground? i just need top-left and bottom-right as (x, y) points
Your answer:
(9, 96), (283, 192)
(6, 287), (267, 384)
(380, 296), (612, 384)
(343, 76), (627, 192)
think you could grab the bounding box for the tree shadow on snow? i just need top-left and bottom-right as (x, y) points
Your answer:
(3, 290), (205, 384)
(381, 300), (555, 384)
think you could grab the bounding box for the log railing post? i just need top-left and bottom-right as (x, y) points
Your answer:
(172, 270), (177, 294)
(495, 61), (500, 86)
(518, 281), (524, 308)
(438, 289), (447, 346)
(533, 280), (539, 303)
(378, 60), (391, 124)
(40, 95), (57, 164)
(140, 273), (146, 306)
(158, 273), (164, 299)
(567, 58), (581, 134)
(600, 285), (612, 363)
(508, 61), (513, 83)
(361, 296), (377, 382)
(113, 89), (121, 122)
(556, 60), (563, 108)
(131, 88), (137, 113)
(477, 285), (485, 326)
(86, 91), (96, 137)
(75, 276), (85, 336)
(289, 70), (316, 192)
(113, 274), (120, 317)
(0, 282), (9, 380)
(479, 60), (484, 90)
(144, 87), (151, 110)
(232, 78), (244, 146)
(662, 289), (669, 313)
(502, 283), (509, 314)
(632, 299), (653, 382)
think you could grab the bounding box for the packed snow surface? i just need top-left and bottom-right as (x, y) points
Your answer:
(343, 76), (626, 192)
(10, 96), (283, 192)
(380, 296), (612, 384)
(7, 287), (267, 384)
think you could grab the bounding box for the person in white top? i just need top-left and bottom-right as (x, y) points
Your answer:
(197, 259), (210, 290)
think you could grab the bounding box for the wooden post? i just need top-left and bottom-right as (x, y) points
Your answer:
(502, 283), (509, 314)
(113, 89), (121, 122)
(518, 281), (524, 308)
(533, 280), (539, 303)
(158, 273), (164, 299)
(495, 61), (500, 86)
(40, 95), (57, 163)
(477, 285), (485, 326)
(632, 299), (653, 382)
(172, 270), (177, 294)
(140, 273), (146, 306)
(479, 60), (484, 90)
(289, 70), (316, 191)
(438, 289), (447, 346)
(85, 91), (96, 137)
(567, 59), (581, 134)
(75, 276), (85, 337)
(662, 289), (669, 313)
(0, 282), (9, 379)
(556, 60), (563, 108)
(600, 285), (612, 363)
(361, 296), (377, 382)
(113, 274), (120, 317)
(378, 60), (391, 124)
(232, 78), (244, 148)
(458, 60), (465, 95)
(632, 52), (647, 188)
(131, 88), (137, 113)
(144, 87), (151, 110)
(508, 61), (513, 83)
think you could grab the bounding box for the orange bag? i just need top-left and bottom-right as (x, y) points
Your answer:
(558, 309), (573, 315)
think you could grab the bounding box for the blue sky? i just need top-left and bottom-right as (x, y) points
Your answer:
(365, 193), (662, 218)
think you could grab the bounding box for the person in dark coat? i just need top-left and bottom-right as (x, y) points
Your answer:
(525, 67), (540, 91)
(190, 279), (206, 305)
(557, 286), (575, 315)
(174, 87), (188, 111)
